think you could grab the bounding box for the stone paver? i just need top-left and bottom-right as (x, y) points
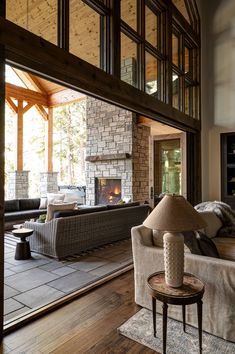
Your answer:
(48, 271), (98, 293)
(51, 266), (77, 276)
(5, 268), (60, 292)
(4, 298), (24, 315)
(4, 307), (31, 323)
(69, 256), (108, 272)
(89, 262), (125, 277)
(8, 258), (51, 273)
(4, 285), (19, 300)
(14, 285), (65, 308)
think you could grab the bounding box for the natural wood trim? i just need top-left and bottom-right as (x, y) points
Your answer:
(1, 19), (200, 132)
(17, 99), (23, 171)
(35, 104), (48, 121)
(22, 102), (33, 114)
(58, 0), (69, 51)
(86, 153), (131, 162)
(48, 89), (85, 107)
(6, 83), (48, 107)
(47, 107), (53, 172)
(3, 264), (133, 334)
(6, 96), (17, 113)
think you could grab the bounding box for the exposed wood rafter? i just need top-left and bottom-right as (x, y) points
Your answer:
(48, 89), (85, 107)
(13, 68), (47, 93)
(35, 104), (48, 120)
(22, 102), (33, 114)
(6, 96), (18, 113)
(6, 83), (48, 106)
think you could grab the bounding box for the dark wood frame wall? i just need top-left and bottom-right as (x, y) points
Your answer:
(0, 0), (201, 337)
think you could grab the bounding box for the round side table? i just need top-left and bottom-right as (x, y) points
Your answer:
(12, 228), (34, 260)
(147, 271), (204, 354)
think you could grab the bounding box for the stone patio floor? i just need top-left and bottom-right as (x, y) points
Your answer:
(4, 237), (132, 325)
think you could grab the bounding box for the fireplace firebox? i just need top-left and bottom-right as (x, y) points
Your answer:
(95, 178), (121, 205)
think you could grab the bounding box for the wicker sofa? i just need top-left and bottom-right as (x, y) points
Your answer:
(131, 217), (235, 342)
(25, 204), (150, 259)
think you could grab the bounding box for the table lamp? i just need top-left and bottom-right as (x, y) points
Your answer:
(143, 194), (206, 288)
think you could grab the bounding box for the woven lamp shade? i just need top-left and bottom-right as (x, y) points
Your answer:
(143, 194), (206, 232)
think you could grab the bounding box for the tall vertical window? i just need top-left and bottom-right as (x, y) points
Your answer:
(70, 1), (101, 68)
(145, 6), (158, 48)
(121, 0), (137, 31)
(121, 33), (138, 88)
(145, 52), (160, 98)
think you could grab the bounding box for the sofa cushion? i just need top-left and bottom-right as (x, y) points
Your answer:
(46, 202), (76, 222)
(5, 209), (47, 222)
(198, 210), (223, 238)
(4, 199), (20, 212)
(19, 198), (40, 210)
(212, 237), (235, 261)
(53, 205), (108, 218)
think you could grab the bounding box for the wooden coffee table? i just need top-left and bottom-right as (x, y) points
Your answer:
(147, 271), (205, 354)
(12, 228), (34, 260)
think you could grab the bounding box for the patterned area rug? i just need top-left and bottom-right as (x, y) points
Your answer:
(118, 308), (235, 354)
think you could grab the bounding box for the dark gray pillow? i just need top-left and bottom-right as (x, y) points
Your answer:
(183, 231), (220, 258)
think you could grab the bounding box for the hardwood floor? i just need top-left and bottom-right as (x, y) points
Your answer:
(2, 271), (156, 353)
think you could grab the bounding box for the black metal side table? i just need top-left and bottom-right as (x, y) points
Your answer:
(147, 271), (205, 354)
(12, 228), (34, 260)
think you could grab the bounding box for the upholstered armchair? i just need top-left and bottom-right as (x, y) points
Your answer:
(131, 224), (235, 342)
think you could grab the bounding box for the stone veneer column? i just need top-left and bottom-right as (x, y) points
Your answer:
(7, 171), (29, 199)
(132, 122), (151, 203)
(40, 172), (58, 196)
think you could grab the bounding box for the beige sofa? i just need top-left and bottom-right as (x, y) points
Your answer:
(131, 211), (235, 342)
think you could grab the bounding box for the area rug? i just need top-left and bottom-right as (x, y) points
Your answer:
(118, 308), (235, 354)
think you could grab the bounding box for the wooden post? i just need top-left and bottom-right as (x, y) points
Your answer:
(47, 107), (53, 172)
(17, 99), (23, 171)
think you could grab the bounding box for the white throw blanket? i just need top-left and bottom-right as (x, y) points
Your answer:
(195, 201), (235, 237)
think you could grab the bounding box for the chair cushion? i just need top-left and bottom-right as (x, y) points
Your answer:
(19, 198), (40, 210)
(5, 209), (47, 222)
(198, 210), (223, 238)
(212, 237), (235, 261)
(4, 200), (20, 212)
(54, 206), (108, 218)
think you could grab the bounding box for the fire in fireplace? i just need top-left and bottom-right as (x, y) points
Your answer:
(95, 178), (121, 205)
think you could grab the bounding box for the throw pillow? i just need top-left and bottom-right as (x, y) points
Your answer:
(47, 193), (65, 205)
(39, 197), (47, 209)
(198, 211), (223, 238)
(64, 192), (80, 203)
(183, 230), (220, 258)
(46, 202), (76, 222)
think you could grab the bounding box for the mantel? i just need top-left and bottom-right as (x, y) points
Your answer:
(86, 153), (131, 162)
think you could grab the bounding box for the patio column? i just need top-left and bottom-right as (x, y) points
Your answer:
(7, 171), (29, 199)
(40, 172), (58, 197)
(46, 107), (53, 172)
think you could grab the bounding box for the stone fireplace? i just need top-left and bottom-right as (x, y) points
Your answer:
(95, 178), (121, 205)
(85, 97), (150, 206)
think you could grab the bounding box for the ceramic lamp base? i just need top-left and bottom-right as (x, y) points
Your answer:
(163, 232), (184, 288)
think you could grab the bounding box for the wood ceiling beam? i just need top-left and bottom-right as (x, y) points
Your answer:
(13, 68), (47, 93)
(6, 83), (48, 107)
(6, 96), (18, 113)
(48, 89), (85, 107)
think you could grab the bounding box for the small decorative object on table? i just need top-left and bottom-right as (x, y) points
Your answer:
(143, 194), (206, 288)
(147, 271), (204, 354)
(36, 214), (47, 223)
